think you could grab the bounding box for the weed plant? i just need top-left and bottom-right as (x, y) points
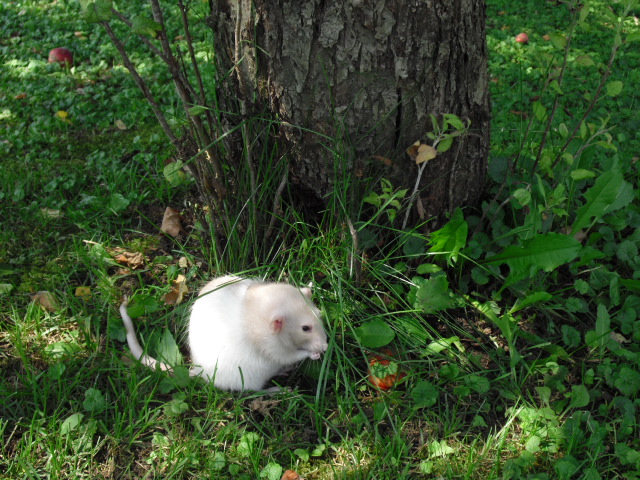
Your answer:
(1, 0), (640, 479)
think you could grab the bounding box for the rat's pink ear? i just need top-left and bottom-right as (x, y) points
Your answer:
(301, 286), (312, 299)
(271, 316), (285, 333)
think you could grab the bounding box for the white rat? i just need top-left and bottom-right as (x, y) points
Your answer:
(120, 275), (328, 391)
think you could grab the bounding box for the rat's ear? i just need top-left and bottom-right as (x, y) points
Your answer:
(271, 316), (285, 333)
(301, 286), (312, 299)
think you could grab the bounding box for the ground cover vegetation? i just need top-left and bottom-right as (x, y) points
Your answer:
(1, 0), (639, 478)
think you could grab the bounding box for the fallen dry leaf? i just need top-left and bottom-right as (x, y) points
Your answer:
(160, 207), (184, 237)
(407, 141), (437, 165)
(31, 291), (59, 312)
(178, 256), (191, 269)
(113, 251), (145, 270)
(165, 274), (188, 305)
(40, 208), (62, 218)
(416, 197), (425, 220)
(75, 286), (91, 300)
(55, 110), (71, 123)
(249, 397), (281, 416)
(115, 119), (127, 130)
(371, 155), (393, 166)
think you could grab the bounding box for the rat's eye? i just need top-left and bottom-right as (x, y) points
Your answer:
(302, 325), (311, 332)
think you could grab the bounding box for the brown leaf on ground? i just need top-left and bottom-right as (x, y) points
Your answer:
(164, 274), (188, 305)
(75, 286), (91, 300)
(31, 291), (59, 312)
(113, 251), (145, 269)
(248, 397), (281, 416)
(160, 207), (184, 237)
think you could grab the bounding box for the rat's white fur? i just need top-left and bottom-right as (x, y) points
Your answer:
(120, 275), (328, 391)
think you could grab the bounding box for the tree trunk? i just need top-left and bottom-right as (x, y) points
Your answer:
(207, 0), (490, 227)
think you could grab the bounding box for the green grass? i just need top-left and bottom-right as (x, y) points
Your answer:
(2, 0), (640, 478)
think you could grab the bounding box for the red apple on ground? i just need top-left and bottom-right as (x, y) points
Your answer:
(515, 33), (529, 44)
(368, 349), (406, 391)
(48, 47), (73, 66)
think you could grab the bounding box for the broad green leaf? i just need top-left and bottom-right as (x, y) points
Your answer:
(509, 291), (553, 314)
(354, 319), (395, 348)
(48, 363), (66, 380)
(294, 449), (310, 462)
(627, 31), (640, 43)
(469, 298), (516, 344)
(605, 80), (623, 97)
(79, 0), (113, 22)
(109, 193), (129, 213)
(570, 169), (595, 181)
(585, 304), (610, 350)
(163, 161), (187, 187)
(617, 240), (638, 265)
(438, 363), (460, 380)
(131, 15), (162, 37)
(615, 443), (640, 467)
(548, 32), (567, 49)
(484, 233), (581, 281)
(164, 392), (189, 416)
(567, 384), (590, 409)
(83, 388), (106, 413)
(211, 452), (226, 471)
(237, 432), (260, 457)
(416, 263), (441, 274)
(402, 233), (427, 256)
(154, 328), (182, 366)
(311, 444), (326, 457)
(488, 156), (508, 183)
(159, 366), (191, 394)
(411, 380), (439, 408)
(44, 341), (82, 359)
(89, 242), (119, 267)
(614, 367), (640, 396)
(443, 113), (466, 130)
(126, 294), (162, 318)
(575, 54), (595, 67)
(428, 207), (468, 265)
(425, 336), (461, 355)
(549, 79), (563, 94)
(518, 329), (570, 358)
(607, 180), (635, 212)
(620, 279), (640, 292)
(558, 122), (569, 138)
(188, 105), (207, 116)
(436, 136), (453, 153)
(428, 440), (455, 457)
(414, 275), (455, 314)
(554, 456), (580, 478)
(61, 413), (84, 434)
(259, 462), (283, 480)
(533, 101), (547, 122)
(471, 266), (489, 285)
(561, 325), (581, 348)
(512, 188), (531, 207)
(464, 374), (490, 394)
(571, 168), (631, 234)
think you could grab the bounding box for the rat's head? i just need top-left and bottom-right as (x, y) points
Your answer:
(245, 283), (328, 364)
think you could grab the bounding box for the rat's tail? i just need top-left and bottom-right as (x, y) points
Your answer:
(119, 298), (172, 372)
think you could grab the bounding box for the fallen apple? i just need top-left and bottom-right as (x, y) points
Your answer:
(48, 47), (74, 66)
(515, 33), (529, 44)
(368, 349), (406, 391)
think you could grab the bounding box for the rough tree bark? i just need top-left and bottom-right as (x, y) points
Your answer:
(207, 0), (490, 227)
